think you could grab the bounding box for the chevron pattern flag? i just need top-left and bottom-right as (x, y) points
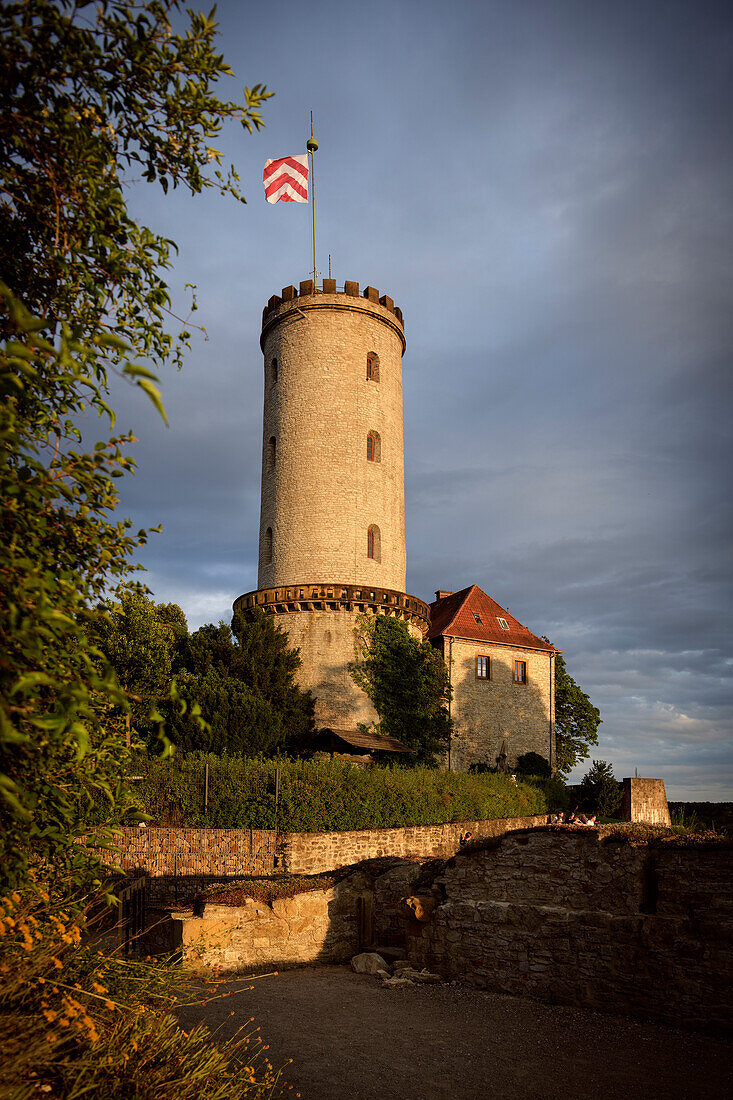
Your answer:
(263, 154), (309, 203)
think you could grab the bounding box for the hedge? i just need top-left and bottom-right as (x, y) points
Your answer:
(128, 754), (548, 831)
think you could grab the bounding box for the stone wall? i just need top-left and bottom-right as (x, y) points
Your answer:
(405, 828), (733, 1033)
(278, 814), (549, 875)
(97, 815), (549, 899)
(92, 827), (277, 903)
(621, 777), (671, 826)
(447, 637), (554, 771)
(172, 872), (371, 974)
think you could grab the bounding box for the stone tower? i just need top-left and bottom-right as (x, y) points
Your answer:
(234, 278), (429, 729)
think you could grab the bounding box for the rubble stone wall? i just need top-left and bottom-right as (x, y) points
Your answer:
(621, 777), (671, 827)
(95, 815), (549, 898)
(172, 872), (371, 974)
(279, 814), (549, 875)
(406, 828), (733, 1032)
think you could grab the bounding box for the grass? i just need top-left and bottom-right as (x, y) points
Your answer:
(0, 881), (295, 1099)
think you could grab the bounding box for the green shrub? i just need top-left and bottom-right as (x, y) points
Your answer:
(521, 774), (571, 813)
(515, 752), (551, 778)
(134, 754), (548, 831)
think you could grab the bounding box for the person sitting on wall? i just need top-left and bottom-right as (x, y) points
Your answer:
(564, 808), (579, 824)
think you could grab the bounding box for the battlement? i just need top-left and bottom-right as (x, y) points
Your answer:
(261, 280), (404, 347)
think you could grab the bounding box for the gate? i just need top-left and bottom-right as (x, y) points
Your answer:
(116, 874), (147, 956)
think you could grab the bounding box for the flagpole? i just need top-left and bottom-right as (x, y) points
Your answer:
(307, 112), (318, 286)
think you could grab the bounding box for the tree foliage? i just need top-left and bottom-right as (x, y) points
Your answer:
(91, 587), (188, 742)
(0, 0), (270, 888)
(165, 610), (315, 757)
(515, 751), (552, 778)
(548, 646), (602, 775)
(579, 759), (621, 818)
(350, 615), (452, 766)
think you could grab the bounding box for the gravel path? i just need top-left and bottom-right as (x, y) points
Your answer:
(176, 965), (732, 1100)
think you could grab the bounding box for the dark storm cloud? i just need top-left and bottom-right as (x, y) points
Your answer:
(110, 0), (732, 797)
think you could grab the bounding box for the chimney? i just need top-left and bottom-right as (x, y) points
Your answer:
(435, 590), (454, 601)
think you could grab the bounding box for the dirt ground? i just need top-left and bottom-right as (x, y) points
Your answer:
(176, 965), (733, 1100)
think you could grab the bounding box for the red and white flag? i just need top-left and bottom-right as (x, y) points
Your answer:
(263, 154), (309, 203)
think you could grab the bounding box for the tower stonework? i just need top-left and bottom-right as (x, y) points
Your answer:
(234, 280), (429, 730)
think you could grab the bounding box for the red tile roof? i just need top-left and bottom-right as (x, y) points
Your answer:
(428, 585), (557, 653)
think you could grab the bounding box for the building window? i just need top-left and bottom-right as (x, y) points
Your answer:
(267, 436), (276, 467)
(366, 430), (381, 462)
(271, 358), (278, 384)
(367, 524), (381, 561)
(497, 617), (509, 630)
(476, 655), (490, 680)
(473, 613), (483, 625)
(366, 352), (380, 382)
(264, 527), (273, 563)
(514, 660), (527, 684)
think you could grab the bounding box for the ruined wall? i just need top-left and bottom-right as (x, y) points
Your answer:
(448, 637), (554, 771)
(621, 777), (671, 827)
(172, 873), (371, 974)
(406, 829), (733, 1033)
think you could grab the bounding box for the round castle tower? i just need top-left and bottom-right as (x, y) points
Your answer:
(234, 278), (429, 730)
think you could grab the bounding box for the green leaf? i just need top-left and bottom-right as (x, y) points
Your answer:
(136, 378), (168, 424)
(123, 363), (160, 382)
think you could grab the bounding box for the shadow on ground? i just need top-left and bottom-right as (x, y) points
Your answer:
(175, 964), (733, 1100)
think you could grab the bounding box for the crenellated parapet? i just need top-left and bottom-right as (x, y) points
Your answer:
(234, 582), (430, 636)
(261, 280), (405, 352)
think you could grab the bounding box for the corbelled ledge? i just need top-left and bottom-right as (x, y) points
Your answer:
(233, 583), (430, 636)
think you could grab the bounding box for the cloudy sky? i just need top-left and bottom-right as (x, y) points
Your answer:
(109, 0), (732, 798)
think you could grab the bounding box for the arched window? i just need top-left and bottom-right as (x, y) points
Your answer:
(267, 436), (276, 467)
(366, 430), (381, 462)
(264, 527), (273, 563)
(271, 358), (278, 384)
(367, 524), (381, 562)
(366, 352), (379, 382)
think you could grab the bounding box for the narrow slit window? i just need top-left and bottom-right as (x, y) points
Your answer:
(271, 358), (278, 384)
(366, 352), (380, 382)
(514, 660), (527, 684)
(367, 524), (381, 561)
(366, 430), (381, 462)
(268, 436), (276, 467)
(264, 527), (273, 563)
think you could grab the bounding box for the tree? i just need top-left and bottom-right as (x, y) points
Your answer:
(579, 759), (621, 818)
(92, 587), (188, 743)
(0, 0), (271, 887)
(350, 615), (452, 766)
(166, 611), (315, 756)
(546, 645), (601, 775)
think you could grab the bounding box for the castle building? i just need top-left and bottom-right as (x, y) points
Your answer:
(429, 586), (556, 772)
(234, 280), (555, 770)
(233, 279), (429, 731)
